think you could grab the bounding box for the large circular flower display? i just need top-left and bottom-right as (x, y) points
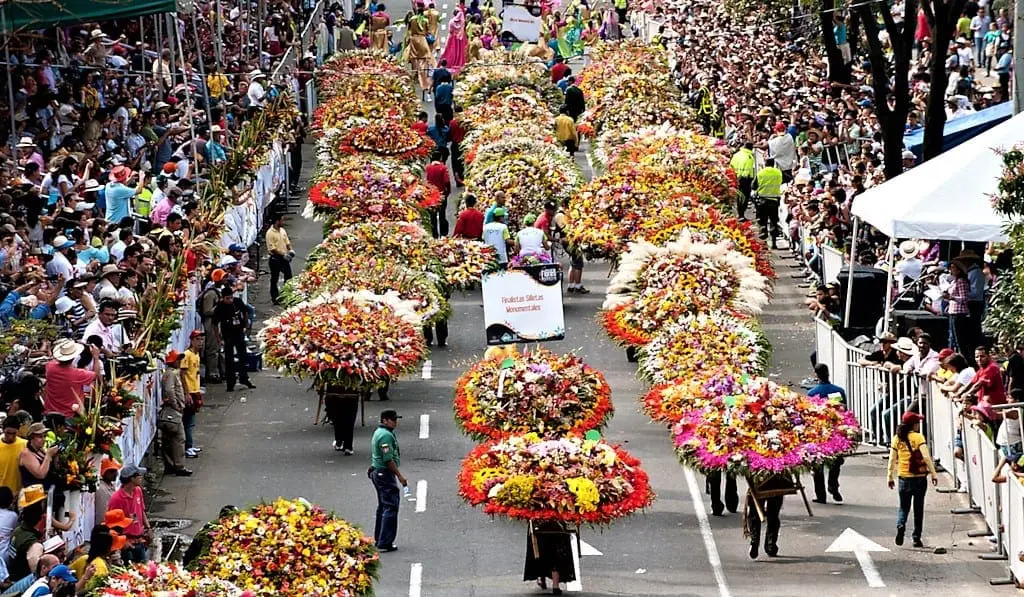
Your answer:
(638, 312), (770, 385)
(458, 433), (654, 525)
(454, 348), (613, 440)
(259, 290), (427, 388)
(312, 77), (417, 128)
(601, 234), (771, 346)
(304, 157), (438, 224)
(432, 237), (499, 289)
(672, 378), (861, 476)
(310, 221), (438, 270)
(466, 150), (582, 230)
(282, 260), (449, 326)
(641, 369), (747, 423)
(336, 118), (435, 164)
(191, 498), (379, 596)
(94, 562), (244, 596)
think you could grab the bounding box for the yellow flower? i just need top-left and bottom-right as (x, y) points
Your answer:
(566, 477), (599, 512)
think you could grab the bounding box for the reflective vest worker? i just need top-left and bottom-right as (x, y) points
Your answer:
(756, 161), (783, 200)
(730, 143), (756, 219)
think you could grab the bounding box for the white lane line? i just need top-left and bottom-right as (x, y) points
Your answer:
(415, 479), (428, 512)
(419, 414), (430, 439)
(409, 563), (423, 597)
(442, 3), (448, 7)
(421, 359), (432, 379)
(684, 468), (732, 597)
(442, 12), (447, 17)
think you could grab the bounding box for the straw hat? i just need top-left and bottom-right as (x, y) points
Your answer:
(51, 339), (84, 362)
(90, 29), (105, 40)
(18, 484), (46, 509)
(16, 137), (35, 148)
(898, 240), (919, 259)
(879, 331), (897, 343)
(895, 337), (916, 355)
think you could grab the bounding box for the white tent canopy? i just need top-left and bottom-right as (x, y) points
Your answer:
(849, 111), (1024, 242)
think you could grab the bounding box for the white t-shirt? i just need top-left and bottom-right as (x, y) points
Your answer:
(516, 227), (545, 256)
(247, 81), (266, 107)
(482, 222), (511, 263)
(996, 414), (1022, 448)
(956, 367), (976, 386)
(768, 133), (797, 170)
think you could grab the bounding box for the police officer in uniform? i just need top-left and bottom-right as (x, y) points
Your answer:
(368, 409), (407, 552)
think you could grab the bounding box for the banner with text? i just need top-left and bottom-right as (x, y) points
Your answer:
(482, 264), (565, 345)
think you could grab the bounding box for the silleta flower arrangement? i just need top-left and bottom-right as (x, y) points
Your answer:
(190, 498), (379, 596)
(336, 118), (435, 165)
(672, 378), (861, 477)
(458, 433), (654, 525)
(312, 77), (417, 128)
(641, 369), (747, 423)
(303, 157), (435, 224)
(454, 58), (561, 111)
(309, 222), (440, 274)
(638, 312), (770, 385)
(460, 92), (554, 133)
(92, 561), (248, 596)
(282, 259), (449, 326)
(432, 237), (499, 289)
(576, 72), (692, 139)
(453, 348), (613, 440)
(258, 290), (427, 389)
(629, 206), (775, 279)
(601, 233), (771, 346)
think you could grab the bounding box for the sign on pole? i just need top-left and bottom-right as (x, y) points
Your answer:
(482, 264), (565, 345)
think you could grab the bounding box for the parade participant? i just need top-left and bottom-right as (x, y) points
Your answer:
(745, 474), (795, 559)
(320, 381), (359, 455)
(449, 108), (468, 185)
(369, 410), (407, 552)
(707, 472), (738, 516)
(517, 215), (549, 257)
(406, 5), (435, 93)
(213, 287), (255, 393)
(554, 107), (579, 155)
(158, 351), (192, 477)
(484, 191), (508, 224)
(426, 149), (452, 238)
(754, 157), (782, 248)
(482, 208), (513, 267)
(440, 7), (468, 73)
(524, 521), (575, 596)
(370, 4), (391, 51)
(181, 330), (204, 459)
(453, 195), (484, 240)
(808, 364), (847, 504)
(564, 79), (585, 121)
(887, 411), (938, 547)
(426, 2), (442, 51)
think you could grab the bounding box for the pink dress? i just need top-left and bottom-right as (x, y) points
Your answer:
(440, 9), (468, 73)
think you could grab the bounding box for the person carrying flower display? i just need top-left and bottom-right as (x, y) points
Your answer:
(524, 520), (575, 596)
(426, 149), (452, 238)
(319, 380), (360, 455)
(745, 474), (796, 559)
(808, 364), (847, 505)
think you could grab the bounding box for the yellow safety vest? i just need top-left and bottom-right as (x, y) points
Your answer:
(756, 167), (783, 199)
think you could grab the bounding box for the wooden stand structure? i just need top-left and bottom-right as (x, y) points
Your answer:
(745, 474), (814, 522)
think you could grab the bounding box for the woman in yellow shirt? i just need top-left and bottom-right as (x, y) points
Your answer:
(887, 411), (938, 548)
(73, 524), (122, 592)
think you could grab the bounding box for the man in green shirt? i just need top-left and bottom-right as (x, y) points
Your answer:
(369, 409), (407, 552)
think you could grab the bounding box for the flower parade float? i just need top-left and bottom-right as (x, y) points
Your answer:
(431, 236), (499, 289)
(453, 348), (613, 440)
(600, 233), (771, 347)
(258, 290), (428, 390)
(637, 311), (771, 385)
(641, 369), (749, 424)
(304, 156), (439, 225)
(334, 117), (435, 166)
(186, 498), (378, 596)
(458, 433), (654, 525)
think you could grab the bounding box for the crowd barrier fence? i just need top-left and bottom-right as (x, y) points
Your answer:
(817, 322), (1024, 586)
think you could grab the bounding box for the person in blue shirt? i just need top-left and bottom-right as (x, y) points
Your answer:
(0, 281), (56, 327)
(995, 46), (1013, 101)
(103, 166), (140, 224)
(433, 79), (453, 122)
(426, 114), (449, 150)
(556, 68), (573, 92)
(808, 363), (847, 504)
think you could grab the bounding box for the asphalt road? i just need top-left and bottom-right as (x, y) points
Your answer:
(150, 45), (1012, 597)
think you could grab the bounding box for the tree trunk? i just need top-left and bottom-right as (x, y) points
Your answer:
(819, 0), (850, 84)
(921, 0), (968, 160)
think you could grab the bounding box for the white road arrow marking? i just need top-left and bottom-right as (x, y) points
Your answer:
(825, 528), (889, 588)
(579, 538), (602, 556)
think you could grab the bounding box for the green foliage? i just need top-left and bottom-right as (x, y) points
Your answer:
(986, 149), (1024, 349)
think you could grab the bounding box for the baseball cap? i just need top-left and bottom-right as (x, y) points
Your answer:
(190, 329), (205, 339)
(381, 409), (402, 421)
(48, 564), (76, 582)
(901, 411), (925, 424)
(228, 243), (246, 253)
(119, 463), (147, 481)
(492, 207), (506, 217)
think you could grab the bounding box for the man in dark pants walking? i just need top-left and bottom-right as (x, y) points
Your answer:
(266, 213), (294, 305)
(706, 472), (739, 516)
(746, 474), (793, 559)
(321, 382), (359, 454)
(807, 363), (847, 503)
(213, 287), (255, 392)
(369, 409), (407, 551)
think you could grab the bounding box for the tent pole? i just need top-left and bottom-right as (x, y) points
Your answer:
(155, 14), (163, 83)
(843, 216), (859, 329)
(215, 0), (224, 65)
(882, 236), (896, 333)
(166, 13), (177, 89)
(172, 14), (200, 169)
(190, 11), (214, 128)
(1, 6), (17, 156)
(139, 17), (150, 102)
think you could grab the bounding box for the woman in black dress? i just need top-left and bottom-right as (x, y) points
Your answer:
(524, 520), (576, 595)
